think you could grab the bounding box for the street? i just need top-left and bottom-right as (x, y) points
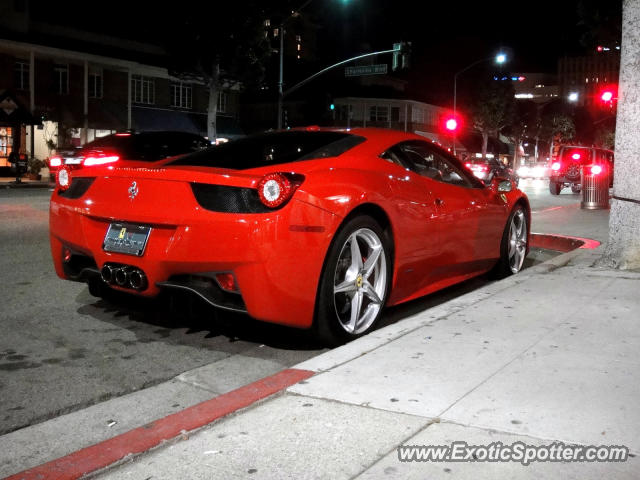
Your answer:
(0, 179), (605, 448)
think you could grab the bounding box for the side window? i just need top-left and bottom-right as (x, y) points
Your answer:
(396, 141), (477, 187)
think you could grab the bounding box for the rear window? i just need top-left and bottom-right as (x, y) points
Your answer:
(84, 132), (209, 162)
(168, 131), (365, 170)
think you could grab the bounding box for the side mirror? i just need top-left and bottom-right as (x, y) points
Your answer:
(490, 176), (513, 192)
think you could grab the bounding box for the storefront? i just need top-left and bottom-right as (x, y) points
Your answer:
(0, 90), (40, 176)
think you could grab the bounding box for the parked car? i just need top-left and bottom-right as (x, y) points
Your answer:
(549, 145), (614, 195)
(48, 131), (211, 177)
(50, 128), (530, 345)
(465, 157), (519, 187)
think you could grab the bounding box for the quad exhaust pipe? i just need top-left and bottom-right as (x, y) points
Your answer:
(101, 263), (147, 291)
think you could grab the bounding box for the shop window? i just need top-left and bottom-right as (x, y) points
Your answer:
(0, 127), (14, 167)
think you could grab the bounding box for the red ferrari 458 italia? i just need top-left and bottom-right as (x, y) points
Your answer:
(50, 128), (530, 344)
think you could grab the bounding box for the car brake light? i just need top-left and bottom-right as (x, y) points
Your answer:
(551, 162), (561, 171)
(571, 153), (581, 160)
(591, 165), (603, 175)
(257, 173), (303, 208)
(57, 166), (72, 191)
(83, 154), (120, 166)
(465, 162), (471, 168)
(49, 156), (62, 167)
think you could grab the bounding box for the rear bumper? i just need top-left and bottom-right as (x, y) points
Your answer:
(50, 194), (341, 328)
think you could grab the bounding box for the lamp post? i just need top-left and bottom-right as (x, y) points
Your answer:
(452, 52), (507, 156)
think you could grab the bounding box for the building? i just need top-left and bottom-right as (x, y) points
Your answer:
(331, 96), (509, 161)
(0, 5), (242, 175)
(512, 73), (559, 103)
(558, 47), (620, 107)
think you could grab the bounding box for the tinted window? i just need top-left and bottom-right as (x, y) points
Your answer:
(169, 131), (365, 170)
(84, 132), (209, 162)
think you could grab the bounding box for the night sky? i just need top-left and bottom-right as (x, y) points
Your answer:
(29, 0), (622, 106)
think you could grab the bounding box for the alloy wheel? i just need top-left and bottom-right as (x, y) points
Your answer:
(333, 228), (387, 334)
(508, 209), (527, 273)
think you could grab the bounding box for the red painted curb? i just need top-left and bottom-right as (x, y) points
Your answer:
(530, 233), (600, 253)
(5, 368), (315, 480)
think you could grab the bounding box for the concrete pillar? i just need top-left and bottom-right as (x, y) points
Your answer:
(82, 60), (88, 144)
(599, 0), (640, 269)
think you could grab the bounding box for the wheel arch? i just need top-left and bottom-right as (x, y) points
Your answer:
(312, 202), (396, 343)
(341, 202), (395, 269)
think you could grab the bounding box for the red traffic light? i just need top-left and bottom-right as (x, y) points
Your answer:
(599, 86), (617, 105)
(601, 91), (613, 102)
(445, 118), (458, 131)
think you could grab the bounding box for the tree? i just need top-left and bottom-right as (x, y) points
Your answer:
(503, 100), (537, 168)
(471, 79), (515, 159)
(160, 3), (272, 141)
(541, 113), (575, 159)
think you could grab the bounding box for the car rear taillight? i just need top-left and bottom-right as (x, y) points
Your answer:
(83, 154), (120, 167)
(571, 153), (581, 160)
(591, 165), (603, 175)
(49, 156), (62, 168)
(551, 162), (562, 171)
(57, 166), (72, 191)
(257, 173), (303, 209)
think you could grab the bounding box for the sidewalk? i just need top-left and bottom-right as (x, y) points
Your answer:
(0, 176), (54, 189)
(3, 208), (640, 479)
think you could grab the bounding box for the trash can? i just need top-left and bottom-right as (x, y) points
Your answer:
(580, 163), (610, 210)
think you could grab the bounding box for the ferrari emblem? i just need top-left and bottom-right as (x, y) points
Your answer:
(128, 181), (138, 200)
(356, 274), (363, 288)
(118, 227), (126, 239)
(500, 194), (508, 203)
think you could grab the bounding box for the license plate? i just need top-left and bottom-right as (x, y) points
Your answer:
(103, 223), (151, 256)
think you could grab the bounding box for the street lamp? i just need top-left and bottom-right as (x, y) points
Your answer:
(452, 52), (507, 155)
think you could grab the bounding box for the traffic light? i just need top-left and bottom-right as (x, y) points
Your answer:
(445, 118), (458, 131)
(392, 42), (411, 71)
(598, 86), (617, 107)
(442, 115), (460, 133)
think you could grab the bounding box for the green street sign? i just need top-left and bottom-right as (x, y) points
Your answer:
(345, 64), (388, 77)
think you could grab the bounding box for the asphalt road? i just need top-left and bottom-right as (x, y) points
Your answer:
(0, 179), (583, 435)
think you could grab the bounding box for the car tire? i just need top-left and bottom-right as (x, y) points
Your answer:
(492, 205), (528, 278)
(315, 216), (391, 346)
(549, 180), (561, 195)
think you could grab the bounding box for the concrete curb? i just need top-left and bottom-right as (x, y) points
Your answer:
(5, 369), (314, 480)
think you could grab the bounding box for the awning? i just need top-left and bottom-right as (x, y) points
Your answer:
(132, 107), (244, 139)
(0, 90), (41, 126)
(458, 132), (510, 155)
(414, 130), (466, 151)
